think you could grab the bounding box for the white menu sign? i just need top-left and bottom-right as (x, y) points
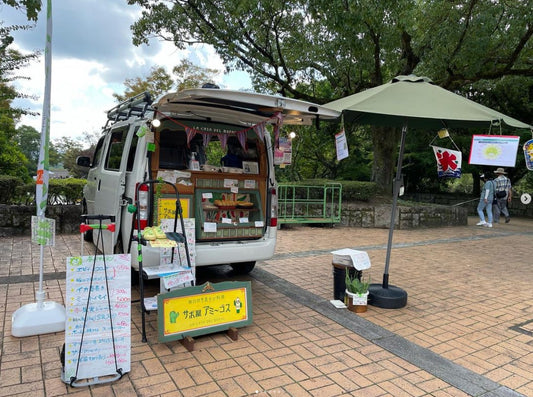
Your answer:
(64, 254), (131, 381)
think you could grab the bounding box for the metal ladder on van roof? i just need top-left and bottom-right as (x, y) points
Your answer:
(105, 91), (153, 126)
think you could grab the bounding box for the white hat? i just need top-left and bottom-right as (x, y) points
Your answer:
(494, 167), (507, 175)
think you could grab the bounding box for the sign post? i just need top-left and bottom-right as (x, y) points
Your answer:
(11, 0), (66, 337)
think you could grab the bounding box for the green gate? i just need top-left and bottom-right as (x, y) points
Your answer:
(278, 183), (342, 224)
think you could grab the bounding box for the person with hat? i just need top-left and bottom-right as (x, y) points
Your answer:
(492, 167), (512, 223)
(476, 173), (494, 227)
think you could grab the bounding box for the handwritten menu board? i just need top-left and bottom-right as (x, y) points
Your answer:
(64, 254), (131, 381)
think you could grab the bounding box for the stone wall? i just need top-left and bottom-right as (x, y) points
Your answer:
(403, 193), (533, 218)
(340, 202), (467, 229)
(3, 196), (524, 235)
(0, 204), (81, 237)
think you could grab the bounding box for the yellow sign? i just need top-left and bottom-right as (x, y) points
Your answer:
(157, 281), (252, 342)
(158, 198), (190, 223)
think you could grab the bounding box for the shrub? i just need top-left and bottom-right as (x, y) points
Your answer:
(2, 177), (86, 205)
(0, 175), (24, 204)
(294, 179), (378, 202)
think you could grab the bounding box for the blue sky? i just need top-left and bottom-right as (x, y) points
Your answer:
(2, 0), (251, 141)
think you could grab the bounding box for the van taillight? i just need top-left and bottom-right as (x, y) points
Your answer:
(136, 183), (149, 230)
(269, 187), (278, 227)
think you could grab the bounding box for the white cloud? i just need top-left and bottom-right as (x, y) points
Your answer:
(4, 0), (251, 143)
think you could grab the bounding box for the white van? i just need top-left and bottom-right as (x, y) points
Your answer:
(77, 87), (339, 274)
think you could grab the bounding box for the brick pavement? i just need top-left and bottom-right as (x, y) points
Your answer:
(0, 216), (532, 396)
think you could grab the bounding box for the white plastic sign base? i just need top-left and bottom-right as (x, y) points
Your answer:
(12, 301), (66, 337)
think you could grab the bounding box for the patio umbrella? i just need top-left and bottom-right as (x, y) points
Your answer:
(324, 74), (532, 309)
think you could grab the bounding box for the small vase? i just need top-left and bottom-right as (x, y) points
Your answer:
(345, 290), (368, 313)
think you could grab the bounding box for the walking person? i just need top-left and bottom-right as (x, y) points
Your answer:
(492, 167), (512, 223)
(476, 173), (494, 227)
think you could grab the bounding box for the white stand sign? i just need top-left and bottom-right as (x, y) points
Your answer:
(63, 254), (131, 385)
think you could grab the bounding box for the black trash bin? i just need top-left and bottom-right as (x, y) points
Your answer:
(332, 262), (361, 302)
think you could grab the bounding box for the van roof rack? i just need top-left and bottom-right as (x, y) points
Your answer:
(106, 91), (153, 126)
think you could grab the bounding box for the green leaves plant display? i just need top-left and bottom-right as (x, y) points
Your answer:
(345, 268), (370, 295)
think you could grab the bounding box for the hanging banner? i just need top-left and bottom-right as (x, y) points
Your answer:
(432, 146), (462, 178)
(524, 138), (533, 171)
(274, 137), (292, 165)
(335, 129), (349, 161)
(468, 135), (520, 167)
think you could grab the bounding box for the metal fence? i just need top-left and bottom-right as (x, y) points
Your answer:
(278, 183), (342, 225)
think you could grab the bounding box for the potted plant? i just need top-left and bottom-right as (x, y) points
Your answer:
(345, 268), (370, 313)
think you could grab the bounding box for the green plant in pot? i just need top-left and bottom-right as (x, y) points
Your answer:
(345, 268), (370, 313)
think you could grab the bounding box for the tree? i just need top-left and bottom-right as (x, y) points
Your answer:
(173, 59), (220, 91)
(1, 22), (39, 181)
(113, 66), (174, 102)
(128, 0), (533, 193)
(13, 124), (40, 174)
(1, 0), (42, 21)
(113, 60), (220, 102)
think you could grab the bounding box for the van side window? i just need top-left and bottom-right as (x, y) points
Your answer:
(105, 129), (127, 170)
(91, 136), (105, 168)
(126, 128), (139, 171)
(159, 129), (189, 170)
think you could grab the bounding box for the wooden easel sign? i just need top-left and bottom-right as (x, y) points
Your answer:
(157, 281), (252, 343)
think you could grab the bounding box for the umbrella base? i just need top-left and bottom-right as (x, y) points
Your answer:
(368, 283), (407, 309)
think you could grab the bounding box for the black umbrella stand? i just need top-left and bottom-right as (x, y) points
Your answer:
(368, 124), (408, 309)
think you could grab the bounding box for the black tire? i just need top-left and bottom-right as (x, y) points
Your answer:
(114, 233), (124, 254)
(83, 228), (93, 242)
(82, 200), (93, 242)
(131, 268), (139, 286)
(230, 261), (256, 275)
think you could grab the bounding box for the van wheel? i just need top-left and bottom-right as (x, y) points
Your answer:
(83, 229), (93, 242)
(230, 261), (256, 275)
(131, 268), (139, 286)
(82, 200), (93, 242)
(114, 234), (124, 254)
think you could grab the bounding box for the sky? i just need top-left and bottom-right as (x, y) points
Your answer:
(2, 0), (251, 142)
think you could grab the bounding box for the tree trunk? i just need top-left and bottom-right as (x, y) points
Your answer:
(371, 126), (401, 194)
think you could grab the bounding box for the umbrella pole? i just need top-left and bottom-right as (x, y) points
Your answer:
(368, 124), (408, 309)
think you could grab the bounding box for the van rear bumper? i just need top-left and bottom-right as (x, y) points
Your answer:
(196, 229), (277, 266)
(131, 227), (277, 270)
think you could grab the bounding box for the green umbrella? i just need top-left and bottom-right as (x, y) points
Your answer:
(324, 75), (532, 309)
(326, 75), (531, 130)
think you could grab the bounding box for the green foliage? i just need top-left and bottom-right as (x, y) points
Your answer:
(128, 0), (533, 193)
(173, 59), (219, 91)
(8, 177), (86, 205)
(345, 268), (370, 294)
(0, 174), (24, 203)
(13, 124), (40, 174)
(0, 133), (30, 181)
(113, 66), (174, 102)
(1, 0), (42, 21)
(113, 60), (220, 103)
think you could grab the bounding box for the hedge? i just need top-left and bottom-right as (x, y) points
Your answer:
(0, 176), (86, 205)
(283, 179), (378, 202)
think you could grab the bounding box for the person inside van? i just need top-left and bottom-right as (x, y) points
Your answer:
(221, 137), (244, 168)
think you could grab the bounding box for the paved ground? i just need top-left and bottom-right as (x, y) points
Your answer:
(0, 216), (532, 396)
